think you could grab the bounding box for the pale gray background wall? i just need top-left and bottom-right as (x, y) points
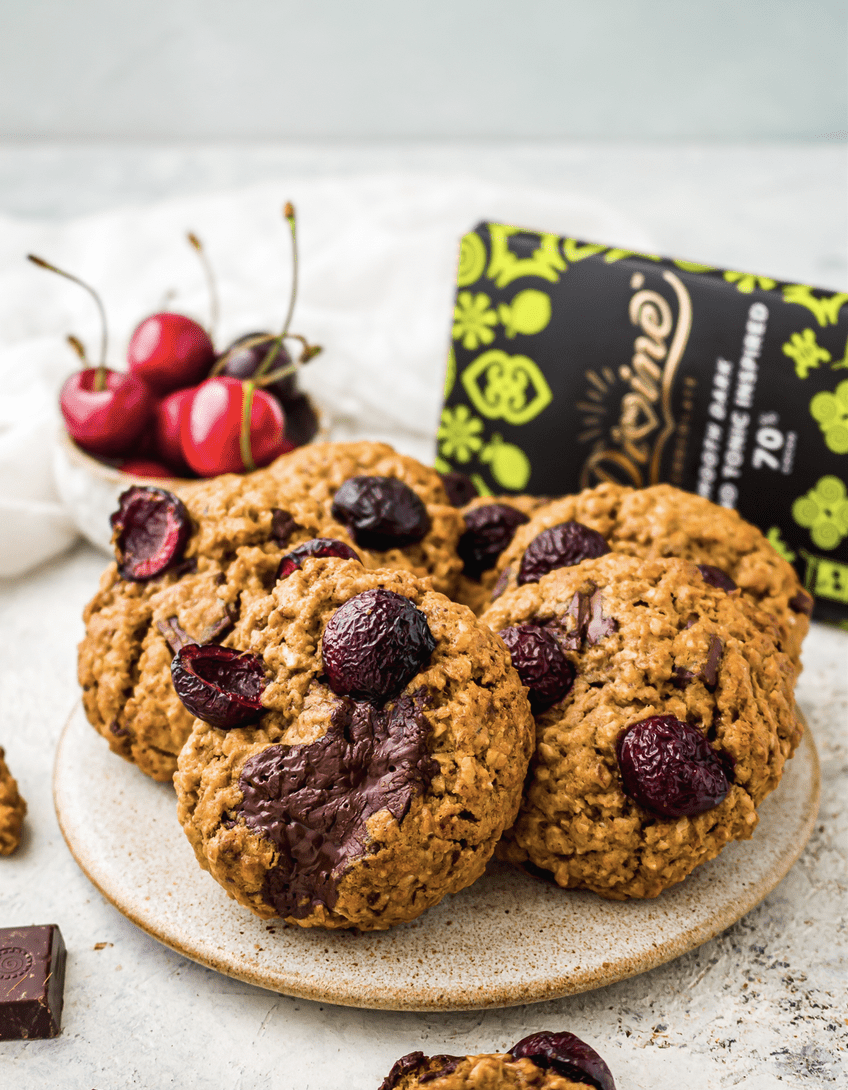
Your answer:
(1, 0), (846, 140)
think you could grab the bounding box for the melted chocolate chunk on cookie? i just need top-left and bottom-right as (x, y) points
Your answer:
(499, 624), (575, 712)
(697, 564), (737, 593)
(617, 715), (729, 818)
(239, 689), (438, 919)
(459, 504), (530, 581)
(789, 589), (814, 616)
(322, 589), (435, 703)
(276, 538), (360, 581)
(672, 634), (724, 691)
(511, 1031), (616, 1090)
(518, 521), (610, 585)
(172, 645), (266, 729)
(438, 470), (477, 508)
(331, 476), (431, 550)
(558, 585), (618, 650)
(110, 486), (192, 582)
(270, 508), (298, 548)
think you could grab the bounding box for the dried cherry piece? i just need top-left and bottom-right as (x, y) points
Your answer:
(438, 470), (477, 507)
(110, 485), (192, 581)
(616, 715), (729, 818)
(697, 564), (737, 592)
(321, 589), (435, 702)
(459, 504), (530, 580)
(518, 521), (610, 585)
(511, 1031), (616, 1090)
(499, 624), (575, 712)
(171, 644), (266, 729)
(331, 476), (431, 551)
(275, 538), (360, 581)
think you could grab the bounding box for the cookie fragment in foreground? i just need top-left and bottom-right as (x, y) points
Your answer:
(0, 925), (66, 1040)
(0, 747), (26, 855)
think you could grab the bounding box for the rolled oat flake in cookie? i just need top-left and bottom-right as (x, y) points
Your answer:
(175, 562), (534, 929)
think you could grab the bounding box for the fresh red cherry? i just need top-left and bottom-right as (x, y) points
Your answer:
(181, 376), (294, 476)
(119, 458), (176, 479)
(60, 368), (153, 457)
(127, 313), (215, 395)
(152, 387), (196, 472)
(217, 333), (298, 404)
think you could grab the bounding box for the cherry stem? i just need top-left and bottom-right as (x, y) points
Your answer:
(66, 334), (88, 365)
(187, 232), (219, 342)
(239, 381), (257, 472)
(27, 254), (109, 389)
(280, 202), (298, 341)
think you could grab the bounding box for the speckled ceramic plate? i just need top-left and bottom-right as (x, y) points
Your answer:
(54, 702), (820, 1011)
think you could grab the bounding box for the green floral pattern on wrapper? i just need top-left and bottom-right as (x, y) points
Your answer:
(480, 433), (531, 490)
(810, 380), (848, 454)
(767, 526), (796, 564)
(783, 329), (831, 379)
(793, 476), (848, 550)
(453, 292), (498, 349)
(443, 346), (456, 399)
(498, 290), (552, 338)
(438, 405), (484, 463)
(782, 284), (848, 326)
(486, 225), (566, 288)
(723, 270), (777, 294)
(456, 231), (487, 288)
(461, 350), (553, 425)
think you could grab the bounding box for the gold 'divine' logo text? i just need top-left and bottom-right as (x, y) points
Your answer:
(578, 270), (692, 488)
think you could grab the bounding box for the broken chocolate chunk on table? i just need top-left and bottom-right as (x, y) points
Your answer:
(0, 925), (66, 1040)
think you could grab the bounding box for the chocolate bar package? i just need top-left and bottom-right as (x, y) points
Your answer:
(437, 222), (848, 626)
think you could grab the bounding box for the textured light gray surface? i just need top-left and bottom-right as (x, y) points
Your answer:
(0, 143), (846, 1087)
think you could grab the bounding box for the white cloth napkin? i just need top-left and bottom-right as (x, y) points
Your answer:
(0, 173), (651, 577)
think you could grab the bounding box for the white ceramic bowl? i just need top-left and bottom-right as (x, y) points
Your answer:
(52, 396), (326, 555)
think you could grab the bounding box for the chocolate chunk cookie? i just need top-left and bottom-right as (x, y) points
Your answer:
(175, 562), (534, 929)
(79, 473), (361, 781)
(482, 553), (801, 899)
(0, 747), (26, 855)
(267, 441), (464, 596)
(380, 1031), (615, 1090)
(492, 483), (811, 668)
(454, 495), (549, 615)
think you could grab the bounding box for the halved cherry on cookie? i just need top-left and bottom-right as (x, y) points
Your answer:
(510, 1031), (616, 1090)
(110, 485), (192, 581)
(276, 538), (360, 581)
(171, 644), (267, 729)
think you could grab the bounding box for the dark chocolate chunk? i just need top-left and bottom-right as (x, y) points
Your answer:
(789, 589), (814, 616)
(239, 689), (438, 919)
(0, 925), (66, 1040)
(156, 616), (197, 655)
(270, 509), (298, 548)
(559, 585), (618, 650)
(672, 634), (723, 692)
(697, 564), (737, 593)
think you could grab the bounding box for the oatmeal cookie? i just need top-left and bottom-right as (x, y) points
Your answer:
(455, 494), (549, 614)
(174, 561), (534, 929)
(492, 483), (811, 666)
(0, 747), (26, 855)
(379, 1032), (615, 1090)
(267, 441), (464, 596)
(481, 553), (801, 899)
(79, 474), (360, 781)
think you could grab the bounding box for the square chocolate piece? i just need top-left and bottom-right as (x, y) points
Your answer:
(0, 925), (66, 1040)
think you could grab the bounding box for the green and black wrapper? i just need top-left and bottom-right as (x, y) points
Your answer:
(438, 222), (848, 627)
